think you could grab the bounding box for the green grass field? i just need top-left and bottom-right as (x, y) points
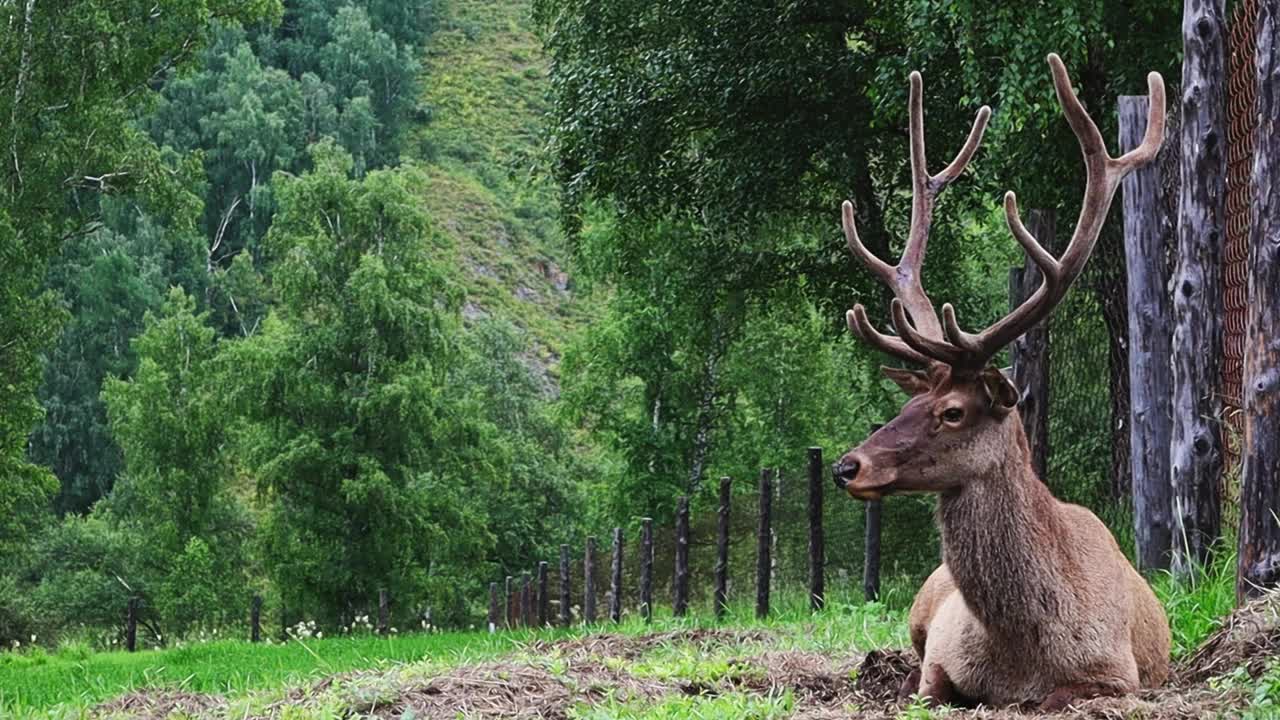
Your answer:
(0, 595), (907, 718)
(0, 628), (530, 712)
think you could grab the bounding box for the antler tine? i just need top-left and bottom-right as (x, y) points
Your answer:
(942, 53), (1167, 367)
(842, 201), (893, 285)
(843, 69), (992, 364)
(1114, 71), (1167, 170)
(890, 300), (963, 365)
(847, 306), (931, 366)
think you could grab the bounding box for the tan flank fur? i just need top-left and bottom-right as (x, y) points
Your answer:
(831, 54), (1170, 711)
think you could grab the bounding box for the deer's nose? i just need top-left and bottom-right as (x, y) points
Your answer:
(831, 459), (860, 489)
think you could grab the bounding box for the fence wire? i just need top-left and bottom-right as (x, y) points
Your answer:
(1224, 0), (1258, 474)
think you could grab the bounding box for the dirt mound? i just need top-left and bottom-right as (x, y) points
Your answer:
(1180, 590), (1280, 684)
(92, 690), (226, 719)
(853, 648), (915, 702)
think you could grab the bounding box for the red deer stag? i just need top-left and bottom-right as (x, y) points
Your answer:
(832, 54), (1168, 711)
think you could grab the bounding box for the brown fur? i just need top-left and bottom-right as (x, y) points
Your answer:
(842, 366), (1170, 707)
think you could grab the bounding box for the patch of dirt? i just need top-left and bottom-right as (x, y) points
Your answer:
(854, 648), (915, 702)
(92, 690), (226, 719)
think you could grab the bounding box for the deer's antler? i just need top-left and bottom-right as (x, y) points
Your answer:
(845, 53), (1166, 370)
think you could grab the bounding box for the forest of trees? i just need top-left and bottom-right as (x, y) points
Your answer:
(1, 0), (1190, 646)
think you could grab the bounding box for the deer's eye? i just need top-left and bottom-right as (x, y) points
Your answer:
(942, 407), (964, 423)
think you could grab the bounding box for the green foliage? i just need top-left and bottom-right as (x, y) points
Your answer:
(227, 142), (486, 622)
(157, 538), (222, 636)
(1, 0), (276, 619)
(31, 215), (206, 513)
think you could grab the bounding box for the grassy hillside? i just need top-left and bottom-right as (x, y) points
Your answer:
(412, 0), (588, 381)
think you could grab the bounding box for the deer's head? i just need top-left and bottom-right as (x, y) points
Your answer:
(832, 54), (1165, 501)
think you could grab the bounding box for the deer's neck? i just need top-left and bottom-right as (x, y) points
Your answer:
(938, 447), (1071, 636)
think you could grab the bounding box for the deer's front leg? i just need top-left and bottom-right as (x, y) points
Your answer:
(896, 667), (922, 702)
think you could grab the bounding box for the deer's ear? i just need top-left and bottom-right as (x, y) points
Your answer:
(981, 367), (1019, 416)
(881, 366), (931, 396)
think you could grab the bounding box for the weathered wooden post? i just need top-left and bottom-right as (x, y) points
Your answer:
(505, 575), (515, 629)
(125, 597), (138, 652)
(640, 517), (654, 622)
(251, 594), (262, 643)
(559, 544), (572, 626)
(522, 575), (533, 627)
(488, 582), (500, 633)
(378, 589), (390, 635)
(537, 561), (549, 627)
(584, 536), (597, 624)
(714, 477), (731, 619)
(1239, 0), (1280, 601)
(864, 424), (884, 603)
(756, 469), (773, 619)
(807, 448), (825, 611)
(1171, 0), (1227, 576)
(610, 527), (624, 623)
(674, 496), (690, 617)
(1120, 95), (1176, 572)
(1008, 211), (1055, 481)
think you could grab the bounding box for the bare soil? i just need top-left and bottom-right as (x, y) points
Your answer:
(92, 600), (1280, 719)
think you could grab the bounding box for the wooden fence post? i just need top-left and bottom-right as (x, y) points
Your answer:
(610, 527), (624, 623)
(251, 594), (262, 643)
(488, 582), (499, 633)
(125, 597), (138, 652)
(1120, 95), (1175, 572)
(559, 544), (572, 626)
(505, 575), (515, 629)
(537, 561), (549, 627)
(378, 589), (390, 635)
(1009, 211), (1055, 481)
(864, 424), (884, 603)
(714, 477), (731, 619)
(584, 536), (597, 624)
(674, 496), (690, 617)
(756, 469), (773, 620)
(522, 575), (533, 627)
(1239, 1), (1280, 601)
(807, 448), (825, 611)
(640, 518), (654, 622)
(1171, 0), (1227, 576)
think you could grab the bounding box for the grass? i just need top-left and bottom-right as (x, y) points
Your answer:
(1152, 541), (1241, 659)
(572, 692), (796, 719)
(0, 572), (1265, 720)
(0, 628), (548, 714)
(0, 595), (904, 717)
(413, 0), (595, 366)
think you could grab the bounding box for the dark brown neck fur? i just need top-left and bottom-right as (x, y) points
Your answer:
(938, 421), (1070, 640)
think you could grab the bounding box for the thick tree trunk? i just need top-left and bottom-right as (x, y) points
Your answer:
(1171, 0), (1227, 575)
(1239, 0), (1280, 601)
(1120, 96), (1176, 573)
(1009, 210), (1056, 482)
